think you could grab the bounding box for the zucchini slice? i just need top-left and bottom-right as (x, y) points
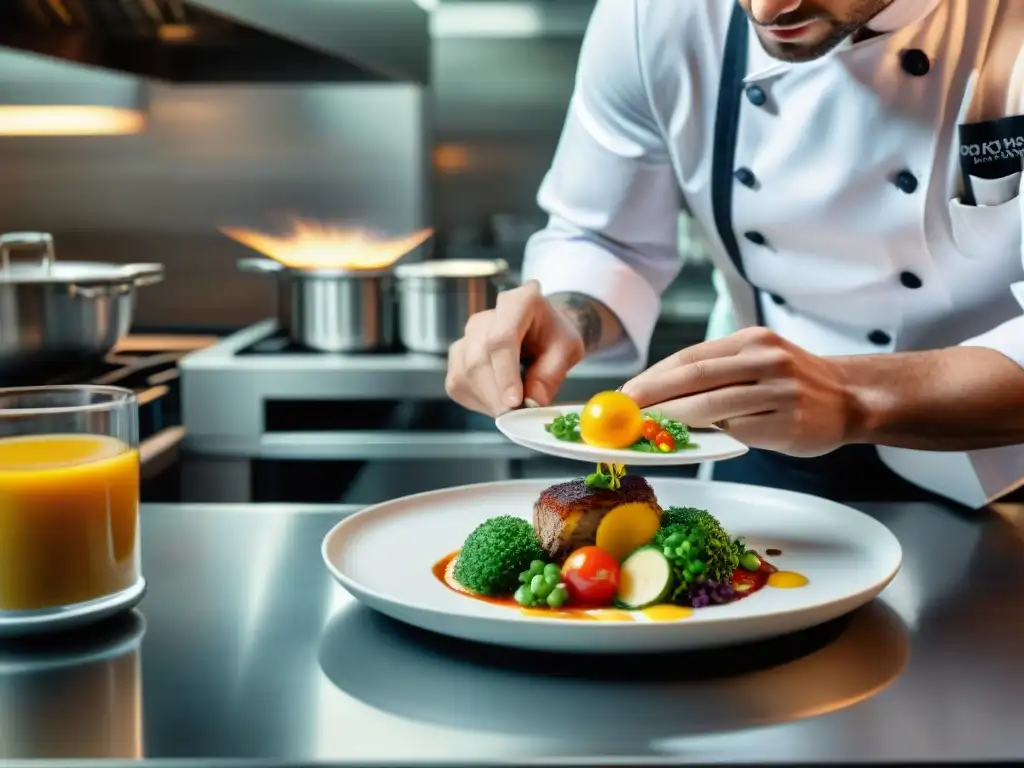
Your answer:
(616, 546), (672, 609)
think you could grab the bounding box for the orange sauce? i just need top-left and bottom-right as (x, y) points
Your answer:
(520, 608), (597, 621)
(592, 610), (636, 622)
(433, 551), (803, 622)
(0, 434), (140, 611)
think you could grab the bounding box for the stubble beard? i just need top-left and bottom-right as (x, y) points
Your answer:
(752, 0), (895, 63)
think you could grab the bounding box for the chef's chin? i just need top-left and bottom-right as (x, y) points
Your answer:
(755, 26), (849, 62)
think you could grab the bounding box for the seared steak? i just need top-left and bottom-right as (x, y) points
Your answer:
(533, 476), (661, 561)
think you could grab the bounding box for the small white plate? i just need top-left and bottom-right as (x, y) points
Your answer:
(495, 405), (749, 465)
(0, 578), (147, 639)
(322, 478), (902, 654)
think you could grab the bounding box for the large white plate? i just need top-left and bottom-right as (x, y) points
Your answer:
(495, 405), (749, 465)
(322, 478), (902, 654)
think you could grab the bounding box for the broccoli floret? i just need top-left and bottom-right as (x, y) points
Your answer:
(661, 506), (714, 529)
(453, 516), (545, 596)
(658, 507), (738, 582)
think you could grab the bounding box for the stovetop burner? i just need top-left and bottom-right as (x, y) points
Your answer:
(235, 329), (401, 356)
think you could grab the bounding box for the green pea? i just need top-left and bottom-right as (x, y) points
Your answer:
(665, 533), (684, 548)
(675, 545), (687, 557)
(514, 584), (534, 606)
(544, 563), (561, 579)
(690, 559), (705, 574)
(681, 540), (691, 554)
(531, 574), (553, 599)
(740, 551), (761, 571)
(547, 586), (569, 608)
(518, 570), (532, 584)
(544, 571), (560, 587)
(663, 546), (675, 558)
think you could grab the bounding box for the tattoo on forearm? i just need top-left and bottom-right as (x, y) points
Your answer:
(550, 293), (604, 352)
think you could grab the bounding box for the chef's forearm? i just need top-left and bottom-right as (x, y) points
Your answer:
(838, 347), (1024, 450)
(549, 292), (625, 353)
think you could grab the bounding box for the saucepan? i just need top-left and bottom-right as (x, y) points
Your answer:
(0, 232), (164, 377)
(394, 258), (511, 355)
(237, 257), (398, 353)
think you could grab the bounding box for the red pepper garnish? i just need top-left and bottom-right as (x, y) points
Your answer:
(654, 430), (675, 452)
(641, 419), (661, 441)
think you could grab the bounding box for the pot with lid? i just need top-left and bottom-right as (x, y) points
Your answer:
(0, 232), (164, 376)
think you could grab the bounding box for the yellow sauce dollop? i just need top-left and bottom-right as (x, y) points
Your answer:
(767, 571), (809, 589)
(641, 604), (694, 622)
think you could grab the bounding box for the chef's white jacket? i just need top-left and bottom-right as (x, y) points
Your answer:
(522, 0), (1024, 507)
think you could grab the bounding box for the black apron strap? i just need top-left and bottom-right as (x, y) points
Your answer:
(711, 2), (764, 324)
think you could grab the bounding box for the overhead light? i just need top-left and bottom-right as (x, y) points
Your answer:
(0, 105), (144, 136)
(431, 3), (543, 37)
(0, 53), (146, 137)
(430, 2), (592, 38)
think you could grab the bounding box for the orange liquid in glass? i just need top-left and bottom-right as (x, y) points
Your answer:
(0, 434), (139, 610)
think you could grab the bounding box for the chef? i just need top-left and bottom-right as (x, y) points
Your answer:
(445, 0), (1024, 507)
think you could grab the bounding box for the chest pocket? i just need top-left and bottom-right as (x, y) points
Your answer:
(949, 180), (1022, 260)
(949, 0), (1024, 261)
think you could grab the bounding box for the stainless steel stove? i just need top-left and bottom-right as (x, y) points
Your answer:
(180, 318), (641, 459)
(177, 319), (643, 502)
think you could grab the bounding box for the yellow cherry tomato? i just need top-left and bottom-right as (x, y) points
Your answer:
(578, 391), (644, 449)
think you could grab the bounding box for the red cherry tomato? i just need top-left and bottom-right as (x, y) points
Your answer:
(641, 418), (661, 441)
(561, 546), (620, 606)
(654, 430), (675, 452)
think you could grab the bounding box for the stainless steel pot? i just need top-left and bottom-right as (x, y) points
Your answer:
(395, 258), (510, 355)
(0, 232), (164, 375)
(237, 257), (396, 353)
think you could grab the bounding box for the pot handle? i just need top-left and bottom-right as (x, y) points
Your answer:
(69, 263), (164, 298)
(0, 231), (55, 273)
(124, 263), (165, 287)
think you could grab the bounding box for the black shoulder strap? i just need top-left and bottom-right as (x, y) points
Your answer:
(711, 2), (762, 322)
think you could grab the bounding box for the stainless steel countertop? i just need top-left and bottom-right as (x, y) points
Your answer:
(2, 499), (1023, 765)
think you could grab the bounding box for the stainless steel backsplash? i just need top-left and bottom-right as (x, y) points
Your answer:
(0, 49), (429, 328)
(431, 36), (582, 249)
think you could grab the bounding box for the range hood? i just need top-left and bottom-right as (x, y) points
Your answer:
(0, 0), (430, 84)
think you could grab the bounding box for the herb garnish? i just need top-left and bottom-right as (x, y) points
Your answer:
(584, 462), (626, 490)
(545, 410), (695, 451)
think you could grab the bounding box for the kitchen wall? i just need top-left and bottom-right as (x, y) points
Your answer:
(0, 49), (428, 328)
(431, 34), (582, 257)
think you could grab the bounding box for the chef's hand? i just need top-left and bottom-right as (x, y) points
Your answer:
(620, 327), (858, 458)
(446, 281), (585, 417)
